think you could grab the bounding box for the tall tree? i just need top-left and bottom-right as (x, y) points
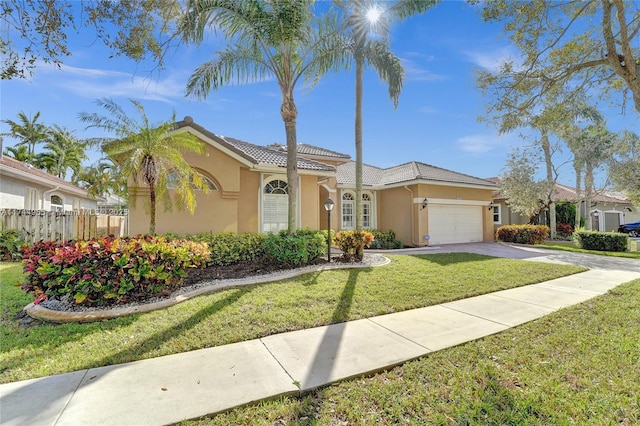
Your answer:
(0, 111), (48, 161)
(180, 0), (348, 231)
(499, 146), (548, 223)
(478, 0), (640, 114)
(1, 0), (181, 79)
(79, 98), (207, 234)
(2, 144), (30, 162)
(338, 0), (437, 255)
(35, 126), (88, 180)
(609, 130), (640, 205)
(74, 159), (128, 201)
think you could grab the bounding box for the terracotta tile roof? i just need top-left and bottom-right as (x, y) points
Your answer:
(296, 144), (350, 159)
(0, 155), (95, 197)
(338, 161), (496, 188)
(489, 178), (631, 204)
(176, 117), (335, 172)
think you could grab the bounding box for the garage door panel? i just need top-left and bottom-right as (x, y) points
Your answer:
(428, 205), (483, 245)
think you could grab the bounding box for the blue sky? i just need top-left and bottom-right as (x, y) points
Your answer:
(1, 1), (637, 185)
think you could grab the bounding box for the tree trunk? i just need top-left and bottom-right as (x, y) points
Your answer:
(540, 129), (556, 239)
(574, 163), (582, 230)
(281, 90), (299, 232)
(149, 182), (156, 235)
(584, 162), (594, 231)
(355, 54), (364, 260)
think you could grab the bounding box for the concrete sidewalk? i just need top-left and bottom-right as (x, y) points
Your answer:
(2, 268), (638, 426)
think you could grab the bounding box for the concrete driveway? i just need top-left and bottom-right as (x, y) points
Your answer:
(378, 242), (640, 273)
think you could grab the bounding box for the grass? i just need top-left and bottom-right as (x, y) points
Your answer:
(184, 278), (640, 425)
(537, 240), (640, 259)
(0, 254), (586, 384)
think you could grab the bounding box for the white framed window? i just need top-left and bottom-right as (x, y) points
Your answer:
(362, 193), (372, 228)
(50, 195), (64, 211)
(341, 192), (355, 230)
(492, 205), (501, 224)
(262, 179), (289, 233)
(25, 188), (38, 209)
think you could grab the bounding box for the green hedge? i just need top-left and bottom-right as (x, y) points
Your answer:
(496, 225), (550, 245)
(264, 230), (326, 267)
(573, 231), (628, 252)
(175, 232), (267, 266)
(0, 228), (26, 261)
(364, 229), (403, 249)
(21, 236), (210, 306)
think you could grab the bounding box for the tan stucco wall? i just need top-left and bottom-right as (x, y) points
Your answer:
(237, 169), (259, 233)
(376, 186), (415, 246)
(300, 175), (320, 230)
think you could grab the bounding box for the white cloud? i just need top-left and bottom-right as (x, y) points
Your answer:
(400, 58), (448, 82)
(457, 133), (516, 153)
(463, 46), (521, 73)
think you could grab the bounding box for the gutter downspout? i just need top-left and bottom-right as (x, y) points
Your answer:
(404, 186), (418, 247)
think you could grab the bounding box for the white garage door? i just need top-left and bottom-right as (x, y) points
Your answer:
(428, 204), (483, 245)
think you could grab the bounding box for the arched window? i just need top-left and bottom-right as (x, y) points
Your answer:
(50, 195), (64, 211)
(167, 171), (218, 191)
(342, 192), (355, 230)
(264, 180), (289, 195)
(262, 179), (288, 232)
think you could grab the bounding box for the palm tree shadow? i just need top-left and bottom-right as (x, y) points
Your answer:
(301, 269), (360, 391)
(96, 287), (252, 367)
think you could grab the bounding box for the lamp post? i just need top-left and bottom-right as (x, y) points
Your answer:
(324, 198), (334, 263)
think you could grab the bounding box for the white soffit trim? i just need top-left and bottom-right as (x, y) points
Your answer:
(415, 197), (491, 206)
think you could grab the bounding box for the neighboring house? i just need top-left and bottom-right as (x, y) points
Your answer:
(128, 117), (498, 246)
(0, 154), (101, 211)
(489, 179), (639, 232)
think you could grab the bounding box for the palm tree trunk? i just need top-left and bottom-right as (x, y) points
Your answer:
(584, 162), (594, 231)
(540, 129), (556, 239)
(354, 55), (365, 260)
(281, 91), (298, 232)
(149, 182), (157, 235)
(574, 163), (582, 230)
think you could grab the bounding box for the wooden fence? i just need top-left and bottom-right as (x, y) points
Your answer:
(1, 209), (129, 243)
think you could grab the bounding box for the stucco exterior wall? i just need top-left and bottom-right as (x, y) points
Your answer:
(0, 174), (97, 211)
(300, 175), (320, 230)
(237, 168), (259, 233)
(376, 186), (414, 246)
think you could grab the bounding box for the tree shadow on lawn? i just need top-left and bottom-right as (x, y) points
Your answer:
(95, 287), (252, 368)
(408, 252), (499, 266)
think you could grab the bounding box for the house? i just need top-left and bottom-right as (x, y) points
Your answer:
(0, 154), (101, 211)
(128, 117), (498, 246)
(489, 179), (640, 232)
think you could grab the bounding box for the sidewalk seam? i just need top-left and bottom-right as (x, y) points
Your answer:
(258, 338), (300, 396)
(365, 317), (434, 352)
(52, 369), (89, 426)
(439, 304), (512, 328)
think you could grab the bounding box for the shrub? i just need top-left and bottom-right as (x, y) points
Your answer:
(0, 228), (26, 261)
(573, 231), (628, 252)
(263, 230), (326, 268)
(177, 232), (267, 266)
(333, 230), (374, 260)
(496, 225), (549, 245)
(364, 229), (403, 249)
(556, 223), (574, 240)
(20, 236), (210, 306)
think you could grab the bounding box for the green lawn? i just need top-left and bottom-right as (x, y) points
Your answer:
(0, 254), (585, 384)
(537, 240), (640, 259)
(185, 278), (640, 425)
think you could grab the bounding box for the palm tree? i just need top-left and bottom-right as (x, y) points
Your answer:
(79, 98), (208, 234)
(180, 0), (348, 231)
(1, 111), (49, 162)
(36, 126), (88, 179)
(3, 144), (31, 162)
(339, 0), (437, 257)
(74, 159), (127, 200)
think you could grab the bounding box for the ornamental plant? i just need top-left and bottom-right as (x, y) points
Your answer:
(263, 230), (326, 268)
(333, 230), (374, 261)
(20, 235), (210, 306)
(495, 225), (549, 245)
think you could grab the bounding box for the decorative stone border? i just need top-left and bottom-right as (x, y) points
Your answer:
(24, 255), (391, 324)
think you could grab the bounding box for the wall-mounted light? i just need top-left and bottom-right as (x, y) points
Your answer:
(421, 198), (428, 210)
(488, 202), (495, 211)
(625, 207), (632, 212)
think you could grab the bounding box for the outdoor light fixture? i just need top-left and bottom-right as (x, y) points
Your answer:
(421, 198), (428, 210)
(488, 202), (495, 211)
(324, 198), (334, 263)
